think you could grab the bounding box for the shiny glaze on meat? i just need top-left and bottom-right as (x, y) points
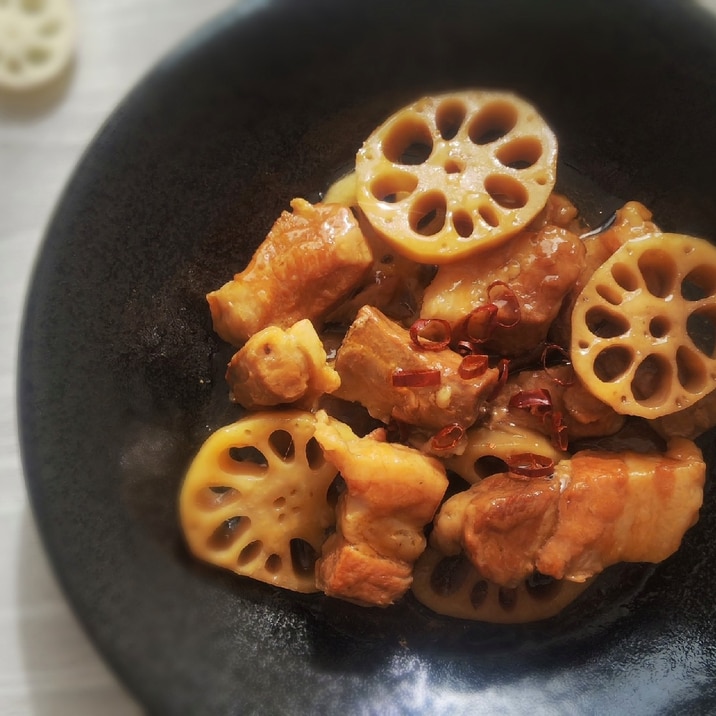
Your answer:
(207, 199), (373, 345)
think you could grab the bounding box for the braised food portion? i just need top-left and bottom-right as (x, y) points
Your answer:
(334, 305), (499, 431)
(225, 319), (340, 410)
(489, 366), (625, 442)
(433, 438), (704, 587)
(313, 412), (448, 606)
(421, 224), (585, 355)
(207, 198), (373, 345)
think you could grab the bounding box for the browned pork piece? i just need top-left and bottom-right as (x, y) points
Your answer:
(421, 223), (585, 356)
(312, 412), (448, 606)
(490, 366), (625, 443)
(206, 198), (373, 346)
(432, 437), (704, 588)
(225, 319), (340, 409)
(334, 305), (499, 432)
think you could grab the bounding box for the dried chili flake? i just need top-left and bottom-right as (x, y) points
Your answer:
(506, 452), (555, 479)
(508, 388), (553, 417)
(392, 368), (441, 388)
(459, 353), (489, 379)
(488, 358), (510, 400)
(546, 410), (569, 451)
(409, 318), (451, 351)
(431, 423), (465, 451)
(463, 303), (498, 343)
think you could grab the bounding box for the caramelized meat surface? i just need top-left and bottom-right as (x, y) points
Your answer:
(313, 412), (448, 606)
(421, 224), (585, 356)
(490, 367), (625, 443)
(334, 305), (499, 432)
(225, 319), (340, 409)
(207, 199), (373, 345)
(432, 438), (704, 587)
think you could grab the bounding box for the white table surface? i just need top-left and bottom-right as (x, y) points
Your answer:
(3, 1), (716, 715)
(0, 2), (233, 714)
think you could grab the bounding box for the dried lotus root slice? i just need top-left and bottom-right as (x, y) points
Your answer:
(180, 410), (338, 593)
(355, 90), (557, 263)
(571, 233), (716, 418)
(0, 0), (75, 91)
(412, 548), (592, 623)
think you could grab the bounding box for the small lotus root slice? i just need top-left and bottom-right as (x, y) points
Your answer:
(444, 424), (564, 484)
(180, 410), (338, 593)
(0, 0), (76, 91)
(411, 547), (592, 623)
(571, 233), (716, 418)
(355, 90), (557, 263)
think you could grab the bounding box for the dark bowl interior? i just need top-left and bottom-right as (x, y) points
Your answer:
(18, 0), (716, 713)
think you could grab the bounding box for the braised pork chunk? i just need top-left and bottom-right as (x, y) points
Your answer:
(421, 224), (585, 356)
(432, 438), (704, 587)
(334, 305), (499, 432)
(225, 319), (340, 410)
(313, 412), (447, 606)
(207, 199), (373, 345)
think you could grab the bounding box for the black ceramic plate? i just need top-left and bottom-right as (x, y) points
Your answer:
(19, 0), (716, 714)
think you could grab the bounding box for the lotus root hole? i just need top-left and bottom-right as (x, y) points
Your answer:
(21, 0), (47, 11)
(585, 306), (630, 339)
(611, 263), (640, 292)
(452, 210), (475, 238)
(269, 430), (295, 461)
(631, 354), (672, 405)
(525, 573), (561, 601)
(686, 308), (716, 358)
(224, 446), (268, 474)
(370, 170), (418, 203)
(648, 316), (670, 339)
(474, 455), (509, 480)
(593, 345), (633, 383)
(596, 283), (623, 306)
(444, 159), (465, 174)
(305, 436), (325, 470)
(498, 586), (518, 611)
(468, 101), (518, 145)
(27, 47), (50, 66)
(290, 538), (319, 576)
(199, 486), (240, 510)
(264, 554), (283, 574)
(638, 249), (677, 298)
(409, 191), (447, 236)
(238, 540), (263, 566)
(682, 265), (716, 300)
(495, 136), (544, 170)
(470, 580), (489, 609)
(436, 99), (467, 140)
(478, 203), (501, 228)
(484, 174), (528, 209)
(382, 116), (433, 165)
(430, 555), (470, 596)
(676, 345), (709, 393)
(208, 516), (251, 551)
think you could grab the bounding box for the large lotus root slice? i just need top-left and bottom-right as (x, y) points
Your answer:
(0, 0), (75, 91)
(180, 410), (338, 593)
(411, 548), (592, 623)
(355, 90), (557, 263)
(571, 233), (716, 418)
